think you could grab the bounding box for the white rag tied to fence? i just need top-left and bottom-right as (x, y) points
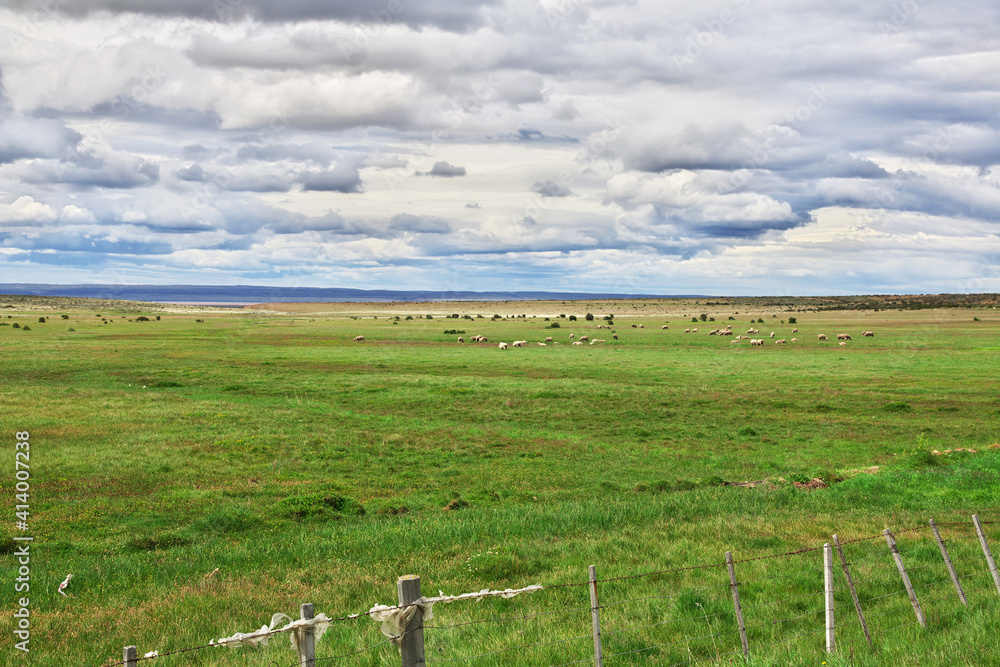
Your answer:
(209, 611), (332, 652)
(203, 584), (541, 654)
(369, 584), (544, 645)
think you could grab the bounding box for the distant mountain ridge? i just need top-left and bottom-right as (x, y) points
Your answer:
(0, 283), (694, 304)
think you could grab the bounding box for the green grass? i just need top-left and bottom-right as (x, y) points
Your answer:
(0, 299), (999, 665)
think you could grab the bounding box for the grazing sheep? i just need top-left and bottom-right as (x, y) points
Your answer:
(639, 324), (644, 328)
(631, 324), (637, 328)
(498, 342), (508, 350)
(839, 341), (847, 347)
(544, 336), (553, 342)
(661, 325), (669, 329)
(353, 335), (365, 342)
(692, 328), (698, 333)
(537, 342), (547, 346)
(684, 328), (691, 333)
(775, 339), (786, 344)
(572, 341), (583, 345)
(837, 334), (852, 341)
(862, 330), (875, 337)
(770, 331), (775, 338)
(817, 334), (828, 340)
(569, 334), (575, 339)
(721, 329), (733, 336)
(458, 337), (464, 343)
(791, 338), (798, 342)
(792, 328), (799, 333)
(511, 340), (525, 347)
(613, 334), (618, 340)
(579, 335), (589, 342)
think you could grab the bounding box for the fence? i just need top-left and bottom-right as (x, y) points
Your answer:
(111, 514), (999, 666)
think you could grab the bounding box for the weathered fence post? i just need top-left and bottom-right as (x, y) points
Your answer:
(299, 602), (316, 667)
(725, 551), (749, 658)
(824, 543), (835, 653)
(398, 575), (426, 667)
(832, 534), (871, 646)
(883, 529), (926, 628)
(589, 565), (604, 667)
(123, 646), (137, 667)
(973, 515), (1000, 596)
(929, 519), (967, 606)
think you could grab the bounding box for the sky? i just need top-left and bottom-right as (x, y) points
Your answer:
(0, 0), (998, 296)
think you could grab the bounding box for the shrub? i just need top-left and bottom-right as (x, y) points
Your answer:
(788, 316), (796, 324)
(691, 317), (698, 322)
(12, 323), (20, 329)
(155, 316), (160, 320)
(425, 315), (433, 320)
(547, 322), (561, 328)
(37, 317), (45, 323)
(569, 315), (577, 321)
(21, 325), (29, 331)
(277, 492), (364, 520)
(136, 316), (150, 322)
(757, 318), (764, 323)
(61, 314), (69, 319)
(405, 315), (413, 320)
(585, 313), (594, 321)
(700, 313), (708, 321)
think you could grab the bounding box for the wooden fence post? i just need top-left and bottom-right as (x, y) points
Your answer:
(725, 551), (749, 659)
(398, 575), (426, 667)
(123, 646), (137, 667)
(299, 603), (316, 667)
(824, 543), (835, 653)
(589, 565), (604, 667)
(972, 515), (1000, 596)
(929, 519), (967, 606)
(832, 534), (871, 646)
(883, 529), (926, 628)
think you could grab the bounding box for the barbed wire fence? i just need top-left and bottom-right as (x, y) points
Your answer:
(107, 514), (999, 667)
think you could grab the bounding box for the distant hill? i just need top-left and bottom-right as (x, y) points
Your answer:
(0, 283), (693, 304)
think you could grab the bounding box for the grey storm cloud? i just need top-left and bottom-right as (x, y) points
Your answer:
(0, 115), (81, 163)
(6, 0), (498, 29)
(299, 163), (363, 193)
(531, 180), (573, 197)
(425, 161), (466, 177)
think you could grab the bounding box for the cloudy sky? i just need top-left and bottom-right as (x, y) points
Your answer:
(0, 0), (998, 295)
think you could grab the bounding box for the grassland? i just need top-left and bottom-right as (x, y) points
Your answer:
(1, 295), (999, 666)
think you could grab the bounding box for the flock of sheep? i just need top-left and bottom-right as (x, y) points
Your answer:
(351, 324), (875, 349)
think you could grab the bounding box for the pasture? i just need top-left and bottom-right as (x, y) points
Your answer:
(1, 295), (999, 666)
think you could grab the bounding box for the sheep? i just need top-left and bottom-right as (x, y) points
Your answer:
(544, 336), (553, 342)
(817, 334), (828, 340)
(457, 337), (464, 343)
(775, 339), (786, 344)
(837, 334), (852, 341)
(631, 324), (637, 328)
(791, 338), (798, 342)
(721, 329), (733, 336)
(639, 324), (644, 328)
(684, 328), (691, 333)
(569, 334), (575, 339)
(862, 330), (875, 337)
(692, 328), (698, 332)
(792, 328), (799, 333)
(613, 334), (618, 340)
(572, 341), (583, 345)
(498, 342), (508, 350)
(353, 335), (365, 342)
(579, 335), (589, 342)
(537, 342), (547, 346)
(512, 340), (527, 348)
(770, 331), (775, 338)
(661, 325), (669, 329)
(839, 341), (847, 347)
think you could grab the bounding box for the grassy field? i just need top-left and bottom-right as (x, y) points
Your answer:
(1, 295), (999, 666)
